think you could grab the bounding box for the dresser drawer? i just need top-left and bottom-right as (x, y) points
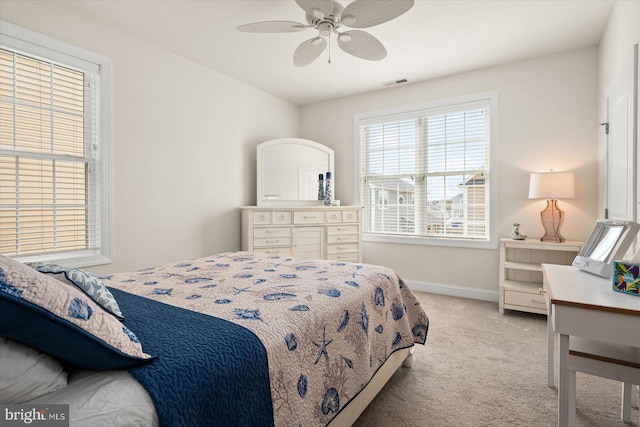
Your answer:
(327, 225), (358, 235)
(272, 211), (292, 225)
(326, 210), (343, 223)
(253, 211), (272, 225)
(327, 234), (359, 244)
(254, 237), (292, 247)
(294, 211), (324, 224)
(327, 243), (359, 254)
(254, 247), (292, 255)
(254, 227), (292, 239)
(327, 252), (359, 262)
(253, 211), (292, 225)
(326, 210), (360, 223)
(342, 210), (359, 223)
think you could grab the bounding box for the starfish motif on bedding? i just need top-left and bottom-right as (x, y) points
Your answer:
(232, 286), (251, 295)
(313, 326), (333, 364)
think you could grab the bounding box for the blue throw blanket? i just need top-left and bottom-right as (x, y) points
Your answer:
(110, 287), (275, 427)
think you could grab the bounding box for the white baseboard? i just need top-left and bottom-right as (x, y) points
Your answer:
(406, 279), (499, 302)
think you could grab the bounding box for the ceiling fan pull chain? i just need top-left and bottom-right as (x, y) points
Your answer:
(328, 32), (332, 64)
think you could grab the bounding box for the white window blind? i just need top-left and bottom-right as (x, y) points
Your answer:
(0, 46), (103, 261)
(360, 99), (491, 242)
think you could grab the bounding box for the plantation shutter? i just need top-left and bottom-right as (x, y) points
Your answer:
(0, 47), (102, 258)
(360, 100), (491, 241)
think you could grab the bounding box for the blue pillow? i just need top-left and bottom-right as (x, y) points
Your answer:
(0, 255), (155, 370)
(26, 262), (124, 320)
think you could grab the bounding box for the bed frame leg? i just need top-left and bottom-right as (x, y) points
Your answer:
(402, 347), (415, 368)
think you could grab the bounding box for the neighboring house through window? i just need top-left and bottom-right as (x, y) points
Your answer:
(357, 92), (498, 248)
(0, 21), (112, 266)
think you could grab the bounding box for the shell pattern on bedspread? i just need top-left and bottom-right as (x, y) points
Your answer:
(103, 251), (429, 426)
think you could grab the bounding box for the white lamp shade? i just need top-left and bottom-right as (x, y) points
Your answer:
(528, 171), (575, 199)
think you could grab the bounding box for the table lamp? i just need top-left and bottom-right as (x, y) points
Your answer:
(528, 171), (575, 243)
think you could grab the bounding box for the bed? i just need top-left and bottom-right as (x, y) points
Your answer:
(0, 251), (429, 426)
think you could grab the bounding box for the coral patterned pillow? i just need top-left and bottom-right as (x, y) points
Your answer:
(0, 255), (154, 370)
(26, 262), (124, 320)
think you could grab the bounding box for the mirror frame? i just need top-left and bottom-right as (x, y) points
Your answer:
(257, 138), (334, 206)
(572, 219), (640, 278)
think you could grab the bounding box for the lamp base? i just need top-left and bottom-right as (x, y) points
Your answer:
(539, 199), (565, 243)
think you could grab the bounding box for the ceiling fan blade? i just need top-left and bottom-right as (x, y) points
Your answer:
(295, 0), (334, 19)
(337, 30), (387, 61)
(340, 0), (414, 28)
(236, 20), (308, 33)
(293, 37), (328, 67)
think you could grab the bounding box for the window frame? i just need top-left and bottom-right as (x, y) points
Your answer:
(0, 21), (113, 267)
(354, 91), (499, 249)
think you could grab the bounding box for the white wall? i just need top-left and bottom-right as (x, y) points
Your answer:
(301, 48), (599, 295)
(597, 1), (640, 226)
(0, 1), (300, 274)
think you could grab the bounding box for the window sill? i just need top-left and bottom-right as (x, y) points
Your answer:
(362, 233), (498, 249)
(12, 252), (112, 269)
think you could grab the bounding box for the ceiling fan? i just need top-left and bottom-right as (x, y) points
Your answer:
(236, 0), (415, 67)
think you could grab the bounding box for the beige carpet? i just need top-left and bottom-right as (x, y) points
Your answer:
(352, 292), (639, 427)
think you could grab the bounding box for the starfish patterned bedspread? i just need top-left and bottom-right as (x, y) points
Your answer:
(103, 251), (429, 426)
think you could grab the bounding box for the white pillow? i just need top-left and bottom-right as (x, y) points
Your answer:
(0, 337), (68, 403)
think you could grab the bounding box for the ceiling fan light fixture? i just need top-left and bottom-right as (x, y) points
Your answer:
(338, 32), (351, 42)
(311, 36), (324, 46)
(341, 14), (356, 26)
(318, 22), (333, 37)
(312, 8), (325, 19)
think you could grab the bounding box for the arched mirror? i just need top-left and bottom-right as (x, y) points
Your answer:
(257, 138), (334, 206)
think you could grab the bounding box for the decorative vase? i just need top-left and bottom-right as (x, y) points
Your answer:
(510, 223), (526, 240)
(318, 174), (325, 201)
(324, 171), (333, 206)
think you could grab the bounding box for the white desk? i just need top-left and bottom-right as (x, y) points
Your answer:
(542, 264), (640, 427)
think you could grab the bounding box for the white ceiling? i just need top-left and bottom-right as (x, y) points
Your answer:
(56, 0), (615, 106)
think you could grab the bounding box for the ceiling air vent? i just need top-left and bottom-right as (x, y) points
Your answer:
(383, 78), (409, 87)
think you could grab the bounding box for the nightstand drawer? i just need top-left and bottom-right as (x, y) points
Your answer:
(254, 227), (292, 239)
(294, 211), (324, 224)
(504, 290), (547, 310)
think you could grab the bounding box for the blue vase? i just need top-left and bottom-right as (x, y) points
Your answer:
(324, 172), (333, 206)
(318, 174), (325, 201)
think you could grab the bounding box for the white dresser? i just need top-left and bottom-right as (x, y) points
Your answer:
(241, 206), (361, 262)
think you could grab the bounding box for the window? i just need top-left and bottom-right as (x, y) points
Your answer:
(0, 22), (112, 267)
(357, 93), (497, 248)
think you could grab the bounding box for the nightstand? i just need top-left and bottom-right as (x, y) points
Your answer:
(499, 238), (582, 315)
